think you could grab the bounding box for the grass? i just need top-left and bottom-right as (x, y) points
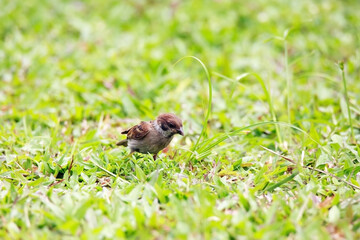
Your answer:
(174, 56), (212, 162)
(339, 61), (355, 143)
(1, 0), (360, 239)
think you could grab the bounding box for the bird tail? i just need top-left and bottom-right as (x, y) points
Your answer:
(116, 139), (128, 147)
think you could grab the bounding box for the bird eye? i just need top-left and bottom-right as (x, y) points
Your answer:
(168, 123), (175, 128)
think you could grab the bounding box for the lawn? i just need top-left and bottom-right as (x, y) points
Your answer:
(1, 0), (360, 239)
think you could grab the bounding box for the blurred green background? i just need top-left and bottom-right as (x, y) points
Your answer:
(1, 0), (360, 239)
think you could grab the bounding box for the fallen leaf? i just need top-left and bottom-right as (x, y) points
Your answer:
(319, 196), (334, 209)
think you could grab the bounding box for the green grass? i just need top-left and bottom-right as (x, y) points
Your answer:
(1, 0), (360, 239)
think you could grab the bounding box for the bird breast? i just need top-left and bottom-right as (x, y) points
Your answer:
(128, 129), (174, 154)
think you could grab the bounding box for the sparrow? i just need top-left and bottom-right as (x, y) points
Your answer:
(117, 113), (184, 159)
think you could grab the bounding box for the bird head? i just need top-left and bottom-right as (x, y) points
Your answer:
(156, 113), (184, 137)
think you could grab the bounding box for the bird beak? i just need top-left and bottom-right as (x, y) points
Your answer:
(177, 127), (184, 136)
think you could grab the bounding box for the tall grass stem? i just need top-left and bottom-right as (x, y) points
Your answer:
(174, 56), (212, 161)
(339, 62), (354, 142)
(284, 40), (291, 124)
(214, 72), (283, 146)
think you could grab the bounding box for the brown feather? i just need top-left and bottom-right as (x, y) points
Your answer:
(121, 129), (129, 134)
(116, 139), (128, 146)
(123, 121), (151, 140)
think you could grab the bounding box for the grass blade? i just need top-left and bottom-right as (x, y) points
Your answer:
(339, 61), (355, 142)
(265, 171), (299, 192)
(174, 56), (213, 160)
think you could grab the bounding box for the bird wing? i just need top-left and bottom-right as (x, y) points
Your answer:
(121, 121), (151, 140)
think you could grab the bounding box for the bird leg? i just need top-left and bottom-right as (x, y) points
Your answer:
(153, 154), (157, 160)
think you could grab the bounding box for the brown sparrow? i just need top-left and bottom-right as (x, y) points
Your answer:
(117, 113), (184, 159)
